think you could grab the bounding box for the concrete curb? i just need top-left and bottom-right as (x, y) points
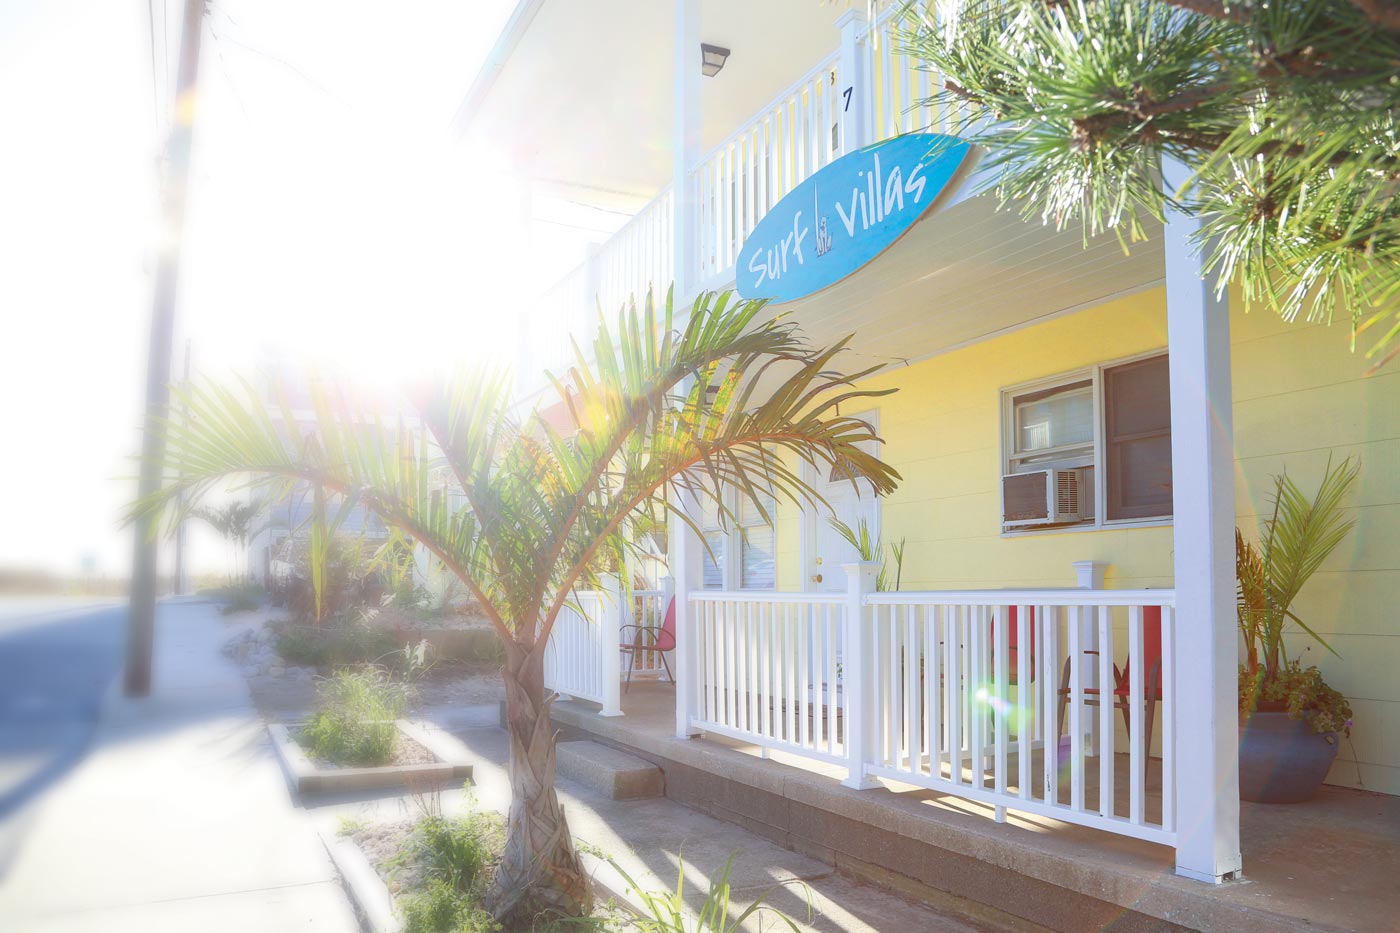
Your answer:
(269, 720), (474, 796)
(321, 829), (401, 933)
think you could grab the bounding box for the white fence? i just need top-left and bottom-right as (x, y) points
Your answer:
(688, 578), (1176, 848)
(541, 580), (675, 716)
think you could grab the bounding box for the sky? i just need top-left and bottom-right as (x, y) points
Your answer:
(0, 0), (549, 580)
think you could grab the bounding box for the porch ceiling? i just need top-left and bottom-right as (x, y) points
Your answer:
(456, 0), (843, 206)
(767, 192), (1167, 368)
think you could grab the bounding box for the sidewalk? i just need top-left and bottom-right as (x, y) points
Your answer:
(0, 600), (357, 932)
(311, 704), (1013, 932)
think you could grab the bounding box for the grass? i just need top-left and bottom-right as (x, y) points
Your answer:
(275, 615), (399, 669)
(299, 667), (410, 766)
(390, 805), (504, 933)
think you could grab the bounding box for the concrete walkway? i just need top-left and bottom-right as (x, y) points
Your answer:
(309, 704), (1015, 932)
(0, 600), (357, 932)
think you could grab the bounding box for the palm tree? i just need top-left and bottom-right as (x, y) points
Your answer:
(190, 499), (269, 583)
(137, 290), (899, 924)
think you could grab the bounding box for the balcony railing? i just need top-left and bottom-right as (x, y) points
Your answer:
(523, 4), (961, 380)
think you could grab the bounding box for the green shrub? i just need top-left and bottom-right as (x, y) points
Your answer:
(299, 667), (409, 766)
(275, 616), (398, 669)
(400, 878), (499, 933)
(395, 811), (503, 933)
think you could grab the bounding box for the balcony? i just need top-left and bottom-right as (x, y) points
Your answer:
(519, 5), (954, 385)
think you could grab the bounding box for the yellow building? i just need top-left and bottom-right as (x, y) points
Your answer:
(458, 0), (1398, 891)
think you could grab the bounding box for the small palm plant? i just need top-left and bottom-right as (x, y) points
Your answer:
(135, 289), (898, 925)
(1238, 458), (1360, 733)
(828, 516), (905, 592)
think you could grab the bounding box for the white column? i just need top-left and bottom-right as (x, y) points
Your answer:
(835, 9), (871, 155)
(841, 561), (880, 789)
(671, 0), (702, 303)
(599, 574), (624, 717)
(661, 574), (677, 682)
(672, 487), (703, 737)
(1164, 157), (1243, 883)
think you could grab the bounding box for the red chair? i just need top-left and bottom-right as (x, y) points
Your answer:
(619, 597), (676, 693)
(1056, 606), (1163, 746)
(990, 606), (1035, 685)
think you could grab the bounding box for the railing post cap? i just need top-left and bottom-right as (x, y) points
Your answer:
(841, 561), (881, 577)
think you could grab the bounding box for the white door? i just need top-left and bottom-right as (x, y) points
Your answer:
(805, 474), (880, 593)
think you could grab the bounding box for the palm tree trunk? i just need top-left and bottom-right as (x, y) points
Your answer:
(486, 642), (591, 925)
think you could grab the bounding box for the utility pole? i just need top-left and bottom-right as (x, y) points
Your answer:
(126, 0), (208, 696)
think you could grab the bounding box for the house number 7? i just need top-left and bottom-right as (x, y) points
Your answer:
(843, 86), (853, 111)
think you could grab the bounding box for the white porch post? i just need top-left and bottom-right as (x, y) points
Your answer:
(661, 574), (677, 682)
(672, 0), (701, 302)
(599, 574), (624, 717)
(1164, 158), (1243, 883)
(836, 9), (871, 154)
(672, 487), (703, 738)
(841, 561), (879, 790)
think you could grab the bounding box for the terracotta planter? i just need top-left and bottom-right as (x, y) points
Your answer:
(1239, 710), (1339, 803)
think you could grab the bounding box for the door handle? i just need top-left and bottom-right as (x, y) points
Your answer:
(811, 574), (823, 584)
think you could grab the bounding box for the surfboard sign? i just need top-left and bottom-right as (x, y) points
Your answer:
(735, 133), (970, 303)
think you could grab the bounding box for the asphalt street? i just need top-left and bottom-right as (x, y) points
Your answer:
(0, 599), (124, 876)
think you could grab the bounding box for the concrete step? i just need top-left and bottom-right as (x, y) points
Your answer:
(556, 740), (664, 800)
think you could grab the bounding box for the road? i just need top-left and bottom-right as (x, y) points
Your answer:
(0, 598), (124, 876)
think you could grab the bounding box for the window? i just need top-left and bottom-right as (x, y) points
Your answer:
(738, 493), (776, 589)
(1002, 353), (1172, 530)
(699, 489), (776, 590)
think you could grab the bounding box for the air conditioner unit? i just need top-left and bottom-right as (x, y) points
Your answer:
(1002, 468), (1086, 527)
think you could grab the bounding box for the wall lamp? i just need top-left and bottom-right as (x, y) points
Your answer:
(701, 43), (730, 77)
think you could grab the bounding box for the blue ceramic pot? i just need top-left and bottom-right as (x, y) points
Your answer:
(1239, 710), (1338, 803)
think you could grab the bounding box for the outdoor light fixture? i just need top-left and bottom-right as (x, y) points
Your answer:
(701, 43), (730, 77)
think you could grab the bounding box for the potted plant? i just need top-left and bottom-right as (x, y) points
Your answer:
(1237, 458), (1359, 803)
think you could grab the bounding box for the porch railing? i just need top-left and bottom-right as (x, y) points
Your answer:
(687, 579), (1177, 848)
(541, 580), (673, 716)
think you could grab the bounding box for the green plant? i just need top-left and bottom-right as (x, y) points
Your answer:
(829, 517), (905, 592)
(143, 288), (900, 923)
(1237, 457), (1360, 733)
(608, 854), (806, 932)
(300, 666), (410, 766)
(400, 878), (499, 933)
(908, 0), (1400, 369)
(275, 615), (398, 669)
(192, 498), (278, 582)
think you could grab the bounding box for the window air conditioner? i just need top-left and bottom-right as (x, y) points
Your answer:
(1002, 468), (1086, 526)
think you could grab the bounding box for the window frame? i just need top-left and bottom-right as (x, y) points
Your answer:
(700, 486), (778, 590)
(999, 349), (1172, 536)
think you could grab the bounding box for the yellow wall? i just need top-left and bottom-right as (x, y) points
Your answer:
(775, 286), (1400, 795)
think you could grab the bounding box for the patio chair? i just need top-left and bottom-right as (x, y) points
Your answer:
(1055, 606), (1163, 748)
(619, 596), (676, 693)
(990, 605), (1035, 685)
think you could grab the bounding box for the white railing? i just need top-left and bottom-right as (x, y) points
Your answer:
(627, 585), (674, 679)
(597, 187), (674, 319)
(692, 51), (843, 289)
(868, 3), (949, 140)
(520, 8), (967, 385)
(864, 589), (1175, 845)
(542, 583), (622, 716)
(690, 592), (848, 763)
(686, 579), (1176, 848)
(542, 579), (677, 712)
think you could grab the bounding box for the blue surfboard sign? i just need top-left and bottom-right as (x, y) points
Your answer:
(736, 133), (970, 303)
